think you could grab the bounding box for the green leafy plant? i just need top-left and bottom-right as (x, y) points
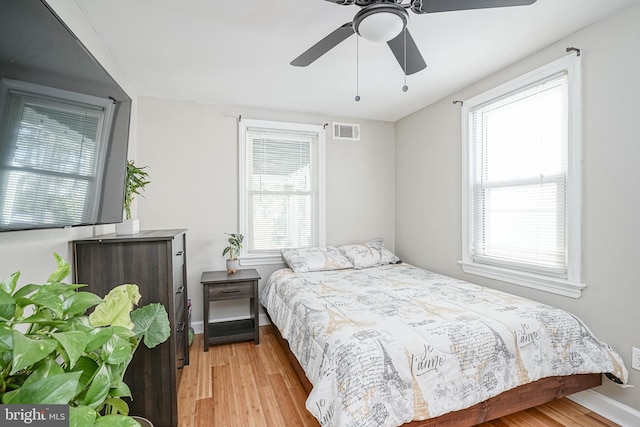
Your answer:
(124, 160), (150, 220)
(222, 233), (244, 260)
(0, 254), (170, 427)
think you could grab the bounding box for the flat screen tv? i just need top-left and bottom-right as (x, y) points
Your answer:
(0, 0), (131, 232)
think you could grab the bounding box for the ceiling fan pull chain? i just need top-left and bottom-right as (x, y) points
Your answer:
(355, 35), (361, 102)
(402, 28), (408, 92)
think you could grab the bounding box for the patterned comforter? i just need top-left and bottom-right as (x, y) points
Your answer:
(260, 263), (627, 427)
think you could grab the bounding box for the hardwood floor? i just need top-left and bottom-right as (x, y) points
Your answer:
(177, 326), (619, 427)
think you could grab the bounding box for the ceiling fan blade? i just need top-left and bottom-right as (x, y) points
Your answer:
(323, 0), (357, 4)
(291, 23), (355, 67)
(387, 29), (427, 75)
(411, 0), (536, 14)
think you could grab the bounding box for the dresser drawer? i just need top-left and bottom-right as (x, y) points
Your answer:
(172, 235), (185, 279)
(207, 281), (254, 299)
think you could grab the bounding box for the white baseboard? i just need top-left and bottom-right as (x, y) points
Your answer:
(190, 313), (271, 335)
(568, 389), (640, 427)
(191, 320), (204, 334)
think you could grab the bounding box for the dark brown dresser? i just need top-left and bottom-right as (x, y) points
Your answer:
(72, 229), (189, 427)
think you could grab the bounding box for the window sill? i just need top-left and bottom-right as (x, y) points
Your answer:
(457, 260), (585, 298)
(239, 253), (285, 267)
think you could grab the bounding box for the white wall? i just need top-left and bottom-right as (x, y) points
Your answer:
(0, 1), (138, 290)
(395, 3), (640, 412)
(134, 97), (396, 327)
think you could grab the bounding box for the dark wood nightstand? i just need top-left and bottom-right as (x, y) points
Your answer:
(201, 268), (261, 351)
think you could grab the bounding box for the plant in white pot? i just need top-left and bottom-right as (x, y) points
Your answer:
(222, 233), (243, 273)
(116, 160), (150, 235)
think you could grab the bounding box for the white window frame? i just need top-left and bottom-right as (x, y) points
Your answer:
(459, 54), (584, 298)
(238, 118), (326, 265)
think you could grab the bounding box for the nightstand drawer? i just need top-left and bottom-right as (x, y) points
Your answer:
(207, 281), (254, 299)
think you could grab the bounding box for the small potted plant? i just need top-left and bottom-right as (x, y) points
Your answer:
(116, 160), (150, 235)
(222, 233), (244, 273)
(0, 254), (170, 427)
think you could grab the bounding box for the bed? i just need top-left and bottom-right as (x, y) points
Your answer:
(259, 241), (627, 427)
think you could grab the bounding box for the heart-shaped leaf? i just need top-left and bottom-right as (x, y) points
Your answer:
(13, 284), (41, 301)
(1, 371), (81, 404)
(131, 303), (170, 349)
(48, 253), (71, 283)
(101, 334), (133, 365)
(0, 324), (13, 352)
(85, 327), (114, 352)
(69, 406), (97, 427)
(94, 415), (139, 427)
(108, 380), (132, 399)
(22, 357), (65, 388)
(63, 292), (103, 317)
(0, 289), (16, 321)
(10, 331), (58, 375)
(82, 364), (111, 409)
(71, 356), (99, 391)
(0, 271), (19, 294)
(29, 289), (64, 318)
(52, 331), (89, 369)
(103, 397), (130, 415)
(89, 285), (141, 329)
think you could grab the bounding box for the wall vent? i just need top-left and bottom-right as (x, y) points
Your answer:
(332, 122), (360, 141)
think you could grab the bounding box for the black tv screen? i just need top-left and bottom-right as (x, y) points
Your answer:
(0, 0), (131, 232)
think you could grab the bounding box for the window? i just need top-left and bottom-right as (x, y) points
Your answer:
(460, 54), (584, 298)
(0, 79), (113, 229)
(239, 119), (325, 264)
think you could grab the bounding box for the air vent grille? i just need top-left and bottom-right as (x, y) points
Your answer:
(332, 122), (360, 141)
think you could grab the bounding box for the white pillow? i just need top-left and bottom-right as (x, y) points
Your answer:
(339, 238), (401, 269)
(282, 246), (353, 273)
(338, 239), (384, 269)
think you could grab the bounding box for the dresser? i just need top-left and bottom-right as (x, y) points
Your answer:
(73, 229), (189, 427)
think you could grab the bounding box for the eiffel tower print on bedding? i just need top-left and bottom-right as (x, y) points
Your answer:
(260, 262), (627, 427)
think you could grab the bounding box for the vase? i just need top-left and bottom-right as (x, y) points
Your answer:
(115, 218), (140, 235)
(131, 416), (153, 427)
(226, 259), (239, 273)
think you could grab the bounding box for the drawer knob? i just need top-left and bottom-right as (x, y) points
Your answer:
(176, 286), (184, 294)
(176, 322), (185, 333)
(176, 250), (184, 256)
(221, 289), (242, 293)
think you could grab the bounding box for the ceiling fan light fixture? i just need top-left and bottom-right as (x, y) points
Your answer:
(354, 5), (408, 43)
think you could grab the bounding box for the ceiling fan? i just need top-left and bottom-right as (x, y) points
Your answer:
(291, 0), (538, 75)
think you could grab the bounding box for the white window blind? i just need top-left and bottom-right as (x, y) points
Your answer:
(470, 74), (568, 274)
(239, 119), (325, 261)
(0, 80), (111, 228)
(460, 54), (583, 297)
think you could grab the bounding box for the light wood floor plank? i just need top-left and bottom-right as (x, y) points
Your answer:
(178, 326), (619, 426)
(212, 364), (230, 426)
(237, 359), (267, 426)
(195, 335), (213, 400)
(269, 372), (306, 426)
(194, 397), (214, 427)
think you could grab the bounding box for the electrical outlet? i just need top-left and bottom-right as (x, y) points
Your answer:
(632, 347), (640, 371)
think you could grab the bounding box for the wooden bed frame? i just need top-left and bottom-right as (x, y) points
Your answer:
(268, 317), (602, 426)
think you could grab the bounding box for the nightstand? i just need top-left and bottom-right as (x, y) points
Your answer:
(201, 268), (261, 351)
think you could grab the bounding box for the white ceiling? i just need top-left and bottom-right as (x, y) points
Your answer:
(76, 0), (637, 122)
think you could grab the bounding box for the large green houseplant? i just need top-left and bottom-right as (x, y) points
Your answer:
(0, 254), (170, 427)
(117, 160), (150, 235)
